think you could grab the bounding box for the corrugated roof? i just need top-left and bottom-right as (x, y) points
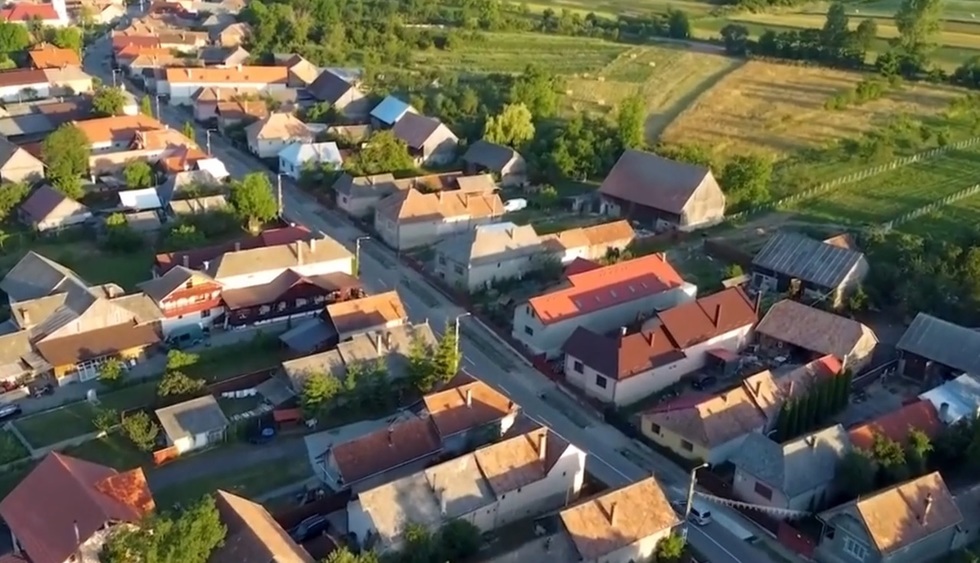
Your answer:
(896, 313), (980, 376)
(462, 139), (519, 171)
(278, 141), (342, 167)
(155, 395), (229, 442)
(528, 253), (686, 326)
(598, 149), (716, 215)
(756, 300), (878, 362)
(919, 373), (980, 424)
(752, 232), (865, 289)
(560, 477), (679, 561)
(369, 95), (412, 125)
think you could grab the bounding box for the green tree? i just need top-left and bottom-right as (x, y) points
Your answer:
(93, 407), (119, 433)
(655, 533), (686, 562)
(871, 433), (909, 483)
(821, 2), (851, 60)
(720, 154), (772, 210)
(121, 411), (159, 451)
(407, 333), (437, 393)
(719, 24), (749, 56)
(92, 86), (126, 117)
(301, 371), (341, 416)
(139, 95), (153, 116)
(302, 101), (338, 124)
(616, 94), (645, 150)
(509, 64), (559, 118)
(123, 160), (154, 189)
(483, 103), (535, 148)
(433, 321), (461, 383)
(799, 390), (818, 432)
(0, 181), (30, 221)
(323, 547), (381, 563)
(666, 9), (691, 39)
(157, 370), (205, 397)
(104, 212), (142, 252)
(439, 519), (481, 561)
(906, 428), (933, 476)
(895, 0), (943, 57)
(855, 19), (879, 55)
(99, 357), (125, 386)
(835, 450), (877, 498)
(166, 349), (199, 371)
(776, 401), (794, 442)
(786, 398), (803, 439)
(182, 121), (196, 142)
(343, 130), (415, 176)
(0, 22), (29, 54)
(403, 522), (439, 563)
(101, 495), (226, 563)
(42, 124), (88, 199)
(813, 379), (834, 423)
(230, 172), (278, 231)
(48, 26), (83, 53)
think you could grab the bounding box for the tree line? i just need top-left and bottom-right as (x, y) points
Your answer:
(773, 370), (852, 442)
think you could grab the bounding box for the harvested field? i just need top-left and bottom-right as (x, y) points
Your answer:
(524, 0), (715, 17)
(661, 60), (962, 160)
(562, 45), (741, 139)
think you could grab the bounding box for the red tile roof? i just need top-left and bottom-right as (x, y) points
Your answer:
(564, 257), (601, 277)
(657, 287), (757, 348)
(0, 453), (154, 563)
(330, 417), (441, 485)
(528, 254), (686, 326)
(0, 2), (59, 22)
(848, 399), (943, 451)
(563, 325), (686, 380)
(111, 34), (160, 52)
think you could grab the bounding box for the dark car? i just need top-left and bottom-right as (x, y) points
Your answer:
(691, 375), (718, 390)
(289, 514), (329, 542)
(247, 426), (277, 445)
(0, 403), (22, 422)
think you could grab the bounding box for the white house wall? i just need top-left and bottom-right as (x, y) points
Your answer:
(466, 255), (537, 292)
(512, 283), (697, 358)
(591, 527), (673, 563)
(164, 82), (286, 104)
(160, 308), (222, 338)
(0, 83), (51, 103)
(214, 256), (352, 290)
(494, 445), (585, 527)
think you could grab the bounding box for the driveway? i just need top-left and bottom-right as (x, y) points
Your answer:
(146, 437), (308, 491)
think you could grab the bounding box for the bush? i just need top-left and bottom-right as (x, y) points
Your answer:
(157, 370), (205, 397)
(93, 407), (119, 433)
(98, 358), (124, 387)
(121, 412), (159, 451)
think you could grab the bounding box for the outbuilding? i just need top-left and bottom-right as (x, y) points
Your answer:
(155, 395), (230, 455)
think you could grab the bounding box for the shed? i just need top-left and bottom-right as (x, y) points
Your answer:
(897, 313), (980, 381)
(18, 184), (92, 232)
(195, 158), (230, 180)
(919, 373), (980, 424)
(369, 95), (413, 128)
(751, 232), (869, 307)
(119, 188), (163, 211)
(155, 395), (230, 455)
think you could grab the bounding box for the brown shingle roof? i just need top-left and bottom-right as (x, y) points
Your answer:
(245, 112), (312, 142)
(376, 189), (503, 223)
(325, 291), (406, 336)
(331, 417), (441, 485)
(221, 270), (361, 309)
(0, 453), (154, 563)
(829, 472), (962, 555)
(154, 226), (313, 274)
(20, 184), (88, 224)
(34, 322), (161, 366)
(756, 299), (878, 361)
(472, 428), (567, 496)
(73, 114), (165, 145)
(0, 68), (46, 87)
(422, 375), (516, 438)
(560, 477), (679, 560)
(848, 399), (943, 451)
(599, 148), (714, 214)
(563, 325), (685, 380)
(212, 490), (314, 563)
(391, 112), (445, 149)
(657, 287), (757, 349)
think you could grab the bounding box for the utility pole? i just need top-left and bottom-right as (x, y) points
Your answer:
(205, 128), (217, 156)
(154, 95), (161, 121)
(682, 462), (709, 541)
(111, 68), (119, 87)
(276, 173), (284, 217)
(354, 235), (370, 277)
(454, 312), (471, 358)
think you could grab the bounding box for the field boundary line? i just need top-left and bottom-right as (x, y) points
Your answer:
(878, 183), (980, 231)
(724, 136), (980, 224)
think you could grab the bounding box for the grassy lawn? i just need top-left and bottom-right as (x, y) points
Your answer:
(0, 430), (29, 464)
(63, 431), (148, 471)
(0, 239), (154, 292)
(899, 189), (980, 240)
(785, 146), (980, 225)
(411, 32), (628, 74)
(14, 402), (99, 448)
(152, 457), (313, 508)
(187, 341), (283, 383)
(0, 461), (35, 499)
(524, 0), (716, 18)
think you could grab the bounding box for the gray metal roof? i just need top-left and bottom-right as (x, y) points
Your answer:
(155, 395), (229, 441)
(752, 232), (864, 289)
(897, 313), (980, 375)
(0, 114), (53, 137)
(731, 424), (850, 498)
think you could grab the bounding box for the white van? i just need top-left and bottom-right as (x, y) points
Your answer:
(688, 503), (713, 526)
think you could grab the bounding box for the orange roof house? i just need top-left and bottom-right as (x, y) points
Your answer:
(848, 399), (943, 451)
(0, 2), (60, 23)
(0, 453), (154, 563)
(27, 44), (80, 69)
(422, 374), (518, 442)
(74, 114), (165, 146)
(164, 66), (289, 85)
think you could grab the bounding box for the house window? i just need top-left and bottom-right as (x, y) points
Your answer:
(594, 374), (607, 389)
(454, 265), (464, 275)
(680, 440), (694, 452)
(649, 422), (661, 435)
(524, 326), (534, 336)
(753, 482), (773, 500)
(438, 256), (446, 265)
(843, 536), (868, 561)
(201, 308), (211, 318)
(573, 361), (583, 374)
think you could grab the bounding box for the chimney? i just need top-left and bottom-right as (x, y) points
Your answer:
(73, 519), (80, 546)
(754, 290), (762, 314)
(922, 493), (934, 523)
(234, 241), (241, 252)
(754, 380), (762, 395)
(375, 333), (383, 354)
(713, 304), (721, 326)
(620, 326), (627, 336)
(537, 432), (547, 461)
(182, 254), (189, 267)
(609, 502), (618, 526)
(805, 435), (816, 448)
(439, 491), (447, 516)
(655, 252), (666, 263)
(310, 238), (317, 253)
(237, 63), (243, 72)
(387, 426), (394, 447)
(465, 388), (473, 407)
(185, 67), (191, 78)
(788, 380), (795, 398)
(19, 308), (30, 327)
(939, 402), (950, 422)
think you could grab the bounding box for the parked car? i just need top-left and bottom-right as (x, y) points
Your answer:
(0, 403), (22, 421)
(247, 426), (276, 445)
(30, 383), (54, 398)
(289, 514), (329, 542)
(691, 375), (717, 390)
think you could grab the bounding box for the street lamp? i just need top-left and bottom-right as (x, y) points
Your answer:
(111, 68), (120, 87)
(205, 128), (217, 156)
(154, 94), (163, 120)
(454, 312), (471, 356)
(354, 236), (370, 277)
(682, 462), (709, 541)
(275, 173), (286, 217)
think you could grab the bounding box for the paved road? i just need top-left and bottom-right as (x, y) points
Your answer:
(82, 38), (782, 563)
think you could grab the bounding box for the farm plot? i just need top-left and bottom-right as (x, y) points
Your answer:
(410, 33), (628, 75)
(561, 45), (741, 138)
(523, 0), (716, 18)
(784, 146), (980, 225)
(661, 61), (962, 162)
(899, 191), (980, 240)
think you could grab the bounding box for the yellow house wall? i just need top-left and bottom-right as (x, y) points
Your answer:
(640, 416), (710, 463)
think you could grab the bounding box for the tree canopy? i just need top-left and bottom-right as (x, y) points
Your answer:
(93, 86), (127, 117)
(101, 496), (226, 563)
(509, 64), (560, 118)
(483, 103), (535, 148)
(0, 22), (29, 54)
(616, 95), (645, 150)
(42, 124), (89, 199)
(229, 172), (278, 231)
(343, 130), (415, 176)
(124, 160), (154, 189)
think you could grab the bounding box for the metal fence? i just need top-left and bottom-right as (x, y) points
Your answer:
(724, 136), (980, 224)
(878, 183), (980, 231)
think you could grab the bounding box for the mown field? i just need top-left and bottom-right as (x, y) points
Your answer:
(661, 60), (963, 160)
(899, 189), (980, 239)
(519, 0), (717, 18)
(783, 145), (980, 226)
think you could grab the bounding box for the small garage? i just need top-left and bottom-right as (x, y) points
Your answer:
(156, 395), (230, 455)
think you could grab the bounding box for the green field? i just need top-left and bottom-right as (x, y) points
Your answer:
(785, 146), (980, 225)
(899, 189), (980, 239)
(520, 0), (717, 18)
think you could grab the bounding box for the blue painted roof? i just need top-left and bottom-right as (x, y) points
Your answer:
(370, 95), (412, 125)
